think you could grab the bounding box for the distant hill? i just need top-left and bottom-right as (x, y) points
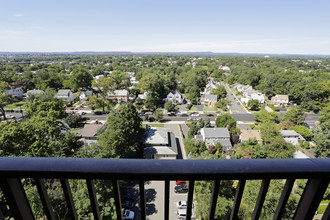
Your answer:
(0, 51), (329, 58)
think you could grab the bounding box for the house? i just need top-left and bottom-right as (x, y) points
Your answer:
(55, 89), (76, 102)
(138, 91), (148, 100)
(26, 90), (45, 98)
(164, 90), (184, 104)
(202, 94), (218, 106)
(270, 95), (289, 107)
(130, 76), (139, 85)
(239, 130), (262, 144)
(218, 65), (231, 71)
(241, 89), (265, 104)
(197, 127), (233, 154)
(81, 123), (103, 146)
(79, 90), (93, 102)
(236, 84), (253, 93)
(280, 130), (305, 146)
(201, 81), (217, 95)
(143, 127), (178, 159)
(7, 84), (23, 97)
(107, 89), (129, 103)
(93, 75), (105, 81)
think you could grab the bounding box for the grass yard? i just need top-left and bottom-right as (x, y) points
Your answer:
(142, 123), (164, 127)
(187, 107), (199, 112)
(4, 101), (27, 110)
(203, 106), (218, 112)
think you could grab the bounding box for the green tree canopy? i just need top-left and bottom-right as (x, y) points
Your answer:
(281, 107), (304, 125)
(97, 103), (144, 158)
(211, 85), (227, 100)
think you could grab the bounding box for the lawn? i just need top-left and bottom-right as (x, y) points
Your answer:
(4, 101), (27, 110)
(142, 123), (164, 127)
(203, 106), (218, 112)
(187, 107), (199, 112)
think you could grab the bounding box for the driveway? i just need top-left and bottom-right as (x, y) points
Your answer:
(164, 124), (186, 159)
(144, 181), (188, 220)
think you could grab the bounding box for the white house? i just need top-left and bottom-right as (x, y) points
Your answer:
(196, 127), (233, 154)
(270, 95), (289, 107)
(201, 81), (217, 95)
(79, 90), (93, 102)
(280, 130), (305, 146)
(93, 75), (105, 82)
(26, 89), (44, 98)
(56, 89), (76, 102)
(164, 90), (184, 104)
(7, 84), (23, 97)
(241, 89), (265, 104)
(218, 65), (231, 71)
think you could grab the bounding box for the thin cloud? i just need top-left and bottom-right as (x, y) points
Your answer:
(14, 14), (24, 17)
(4, 30), (32, 35)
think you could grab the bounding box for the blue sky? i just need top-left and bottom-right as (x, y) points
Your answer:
(1, 0), (329, 54)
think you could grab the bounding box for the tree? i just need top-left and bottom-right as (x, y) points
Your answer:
(25, 99), (66, 119)
(0, 81), (12, 120)
(292, 125), (313, 140)
(260, 121), (281, 144)
(211, 85), (227, 100)
(279, 120), (295, 130)
(164, 102), (176, 112)
(65, 114), (81, 128)
(0, 110), (79, 157)
(282, 107), (304, 125)
(254, 109), (279, 123)
(205, 118), (211, 127)
(188, 122), (199, 139)
(319, 103), (330, 124)
(263, 137), (295, 158)
(92, 77), (115, 112)
(247, 99), (260, 111)
(313, 121), (330, 158)
(215, 113), (238, 137)
(64, 68), (93, 92)
(97, 103), (144, 158)
(154, 108), (163, 121)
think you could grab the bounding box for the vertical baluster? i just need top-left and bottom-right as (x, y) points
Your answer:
(186, 180), (195, 220)
(60, 179), (78, 220)
(230, 179), (246, 220)
(0, 178), (35, 220)
(34, 179), (56, 220)
(273, 179), (295, 220)
(139, 180), (146, 220)
(86, 179), (100, 220)
(252, 179), (270, 220)
(164, 180), (170, 220)
(208, 179), (220, 220)
(112, 180), (122, 220)
(294, 178), (329, 220)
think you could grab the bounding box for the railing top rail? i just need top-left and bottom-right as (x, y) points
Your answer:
(1, 157), (330, 180)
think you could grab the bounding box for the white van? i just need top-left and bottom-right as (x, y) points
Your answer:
(177, 209), (195, 219)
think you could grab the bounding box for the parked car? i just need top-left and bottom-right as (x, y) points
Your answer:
(148, 117), (155, 122)
(79, 111), (87, 115)
(187, 118), (193, 121)
(206, 114), (214, 117)
(122, 200), (134, 209)
(167, 112), (176, 116)
(176, 180), (187, 185)
(177, 209), (195, 219)
(180, 113), (188, 117)
(123, 210), (134, 219)
(216, 113), (223, 117)
(124, 192), (135, 200)
(191, 113), (199, 117)
(174, 185), (188, 193)
(177, 200), (194, 209)
(103, 110), (110, 114)
(67, 110), (74, 114)
(94, 111), (103, 115)
(7, 115), (16, 119)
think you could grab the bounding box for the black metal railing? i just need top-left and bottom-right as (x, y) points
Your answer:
(0, 157), (330, 220)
